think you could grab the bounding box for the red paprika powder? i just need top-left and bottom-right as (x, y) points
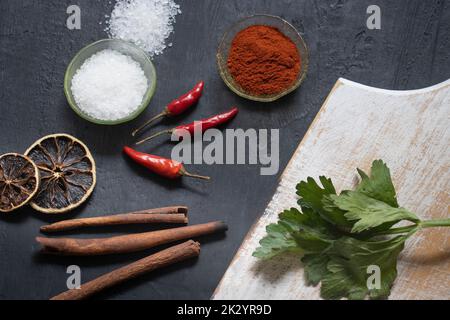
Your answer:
(227, 25), (301, 96)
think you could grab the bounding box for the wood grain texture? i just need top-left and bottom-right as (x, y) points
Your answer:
(213, 78), (450, 300)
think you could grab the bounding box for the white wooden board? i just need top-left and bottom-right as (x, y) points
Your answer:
(213, 78), (450, 300)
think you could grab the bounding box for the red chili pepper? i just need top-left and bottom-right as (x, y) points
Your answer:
(135, 107), (239, 145)
(123, 146), (210, 180)
(132, 81), (204, 136)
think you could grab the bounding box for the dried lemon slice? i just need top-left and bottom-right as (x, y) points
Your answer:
(0, 153), (39, 213)
(25, 134), (96, 214)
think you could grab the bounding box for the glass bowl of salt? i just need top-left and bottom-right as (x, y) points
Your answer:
(64, 39), (157, 125)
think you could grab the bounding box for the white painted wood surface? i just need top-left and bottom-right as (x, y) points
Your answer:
(213, 78), (450, 300)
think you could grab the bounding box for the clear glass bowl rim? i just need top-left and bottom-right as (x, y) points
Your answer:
(216, 14), (309, 102)
(64, 38), (157, 125)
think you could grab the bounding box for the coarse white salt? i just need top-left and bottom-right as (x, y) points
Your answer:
(105, 0), (181, 57)
(71, 49), (148, 121)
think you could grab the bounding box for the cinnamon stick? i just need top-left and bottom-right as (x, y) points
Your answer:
(36, 221), (227, 256)
(40, 206), (188, 233)
(51, 240), (200, 300)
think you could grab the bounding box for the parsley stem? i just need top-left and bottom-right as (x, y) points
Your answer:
(373, 218), (450, 237)
(420, 218), (450, 228)
(372, 225), (418, 236)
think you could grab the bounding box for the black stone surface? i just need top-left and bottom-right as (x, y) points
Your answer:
(0, 0), (449, 300)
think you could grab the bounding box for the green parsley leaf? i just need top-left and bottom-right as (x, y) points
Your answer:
(356, 160), (398, 207)
(253, 160), (449, 300)
(331, 191), (419, 233)
(252, 207), (335, 259)
(296, 176), (353, 229)
(301, 253), (330, 286)
(321, 236), (406, 300)
(252, 215), (301, 259)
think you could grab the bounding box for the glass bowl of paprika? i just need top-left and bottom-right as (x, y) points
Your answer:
(217, 14), (309, 102)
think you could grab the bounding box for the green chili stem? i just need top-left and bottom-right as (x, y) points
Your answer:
(179, 168), (210, 181)
(135, 129), (172, 145)
(132, 111), (168, 137)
